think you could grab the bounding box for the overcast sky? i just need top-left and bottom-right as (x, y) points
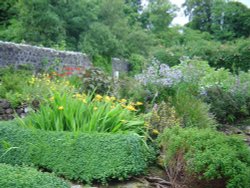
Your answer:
(141, 0), (250, 26)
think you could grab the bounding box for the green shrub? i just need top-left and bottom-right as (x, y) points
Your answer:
(0, 122), (154, 184)
(115, 76), (150, 104)
(0, 163), (69, 188)
(92, 55), (112, 74)
(160, 126), (250, 188)
(0, 67), (32, 107)
(200, 70), (250, 124)
(164, 38), (250, 72)
(212, 39), (250, 72)
(203, 86), (250, 123)
(152, 47), (180, 67)
(25, 74), (75, 105)
(171, 85), (217, 129)
(76, 67), (113, 94)
(128, 54), (147, 76)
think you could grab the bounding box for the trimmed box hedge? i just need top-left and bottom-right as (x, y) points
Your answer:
(0, 121), (153, 184)
(0, 163), (69, 188)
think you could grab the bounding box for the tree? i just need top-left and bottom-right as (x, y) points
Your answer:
(141, 0), (177, 33)
(183, 0), (214, 32)
(8, 0), (66, 46)
(184, 0), (250, 40)
(53, 0), (99, 49)
(0, 0), (18, 27)
(78, 22), (121, 57)
(211, 1), (250, 40)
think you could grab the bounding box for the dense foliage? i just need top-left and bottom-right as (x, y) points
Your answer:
(136, 59), (250, 125)
(1, 0), (249, 72)
(0, 163), (70, 188)
(0, 121), (154, 184)
(160, 126), (250, 188)
(183, 0), (250, 40)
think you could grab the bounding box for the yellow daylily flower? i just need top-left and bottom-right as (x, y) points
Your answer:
(95, 94), (103, 101)
(110, 96), (116, 101)
(119, 99), (127, 103)
(105, 96), (111, 102)
(135, 102), (143, 106)
(58, 106), (64, 110)
(126, 105), (137, 111)
(152, 129), (159, 135)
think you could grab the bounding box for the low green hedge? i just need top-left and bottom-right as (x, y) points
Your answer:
(160, 126), (250, 188)
(0, 121), (154, 184)
(0, 163), (69, 188)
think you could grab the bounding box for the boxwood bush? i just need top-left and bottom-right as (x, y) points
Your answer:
(0, 163), (69, 188)
(0, 121), (154, 184)
(160, 126), (250, 188)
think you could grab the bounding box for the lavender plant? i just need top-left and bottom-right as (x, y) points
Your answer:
(135, 59), (183, 88)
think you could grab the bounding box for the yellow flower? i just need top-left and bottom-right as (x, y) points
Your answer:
(152, 129), (159, 135)
(110, 96), (116, 101)
(29, 77), (36, 84)
(126, 105), (137, 111)
(65, 81), (70, 86)
(58, 106), (64, 110)
(104, 96), (111, 102)
(82, 99), (87, 104)
(49, 96), (54, 101)
(74, 93), (82, 98)
(135, 102), (143, 106)
(95, 94), (103, 101)
(121, 104), (126, 108)
(94, 107), (98, 111)
(144, 122), (150, 127)
(119, 99), (127, 103)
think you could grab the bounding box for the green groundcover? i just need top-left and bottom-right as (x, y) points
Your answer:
(0, 163), (70, 188)
(0, 121), (154, 184)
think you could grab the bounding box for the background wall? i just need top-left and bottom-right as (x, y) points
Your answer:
(0, 41), (92, 71)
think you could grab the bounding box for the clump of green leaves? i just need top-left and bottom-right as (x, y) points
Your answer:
(78, 67), (113, 94)
(160, 126), (250, 188)
(0, 122), (154, 184)
(19, 92), (144, 134)
(0, 67), (32, 107)
(170, 84), (217, 129)
(0, 163), (69, 188)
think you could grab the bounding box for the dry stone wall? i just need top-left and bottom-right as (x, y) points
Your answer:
(0, 99), (28, 120)
(0, 41), (92, 70)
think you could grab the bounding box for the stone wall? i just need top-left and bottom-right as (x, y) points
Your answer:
(0, 99), (28, 120)
(0, 41), (130, 75)
(112, 58), (129, 76)
(0, 41), (92, 71)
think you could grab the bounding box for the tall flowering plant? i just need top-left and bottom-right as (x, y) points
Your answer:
(135, 60), (183, 88)
(18, 92), (145, 134)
